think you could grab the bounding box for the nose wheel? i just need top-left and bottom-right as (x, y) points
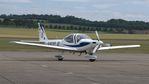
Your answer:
(89, 59), (96, 62)
(86, 53), (97, 62)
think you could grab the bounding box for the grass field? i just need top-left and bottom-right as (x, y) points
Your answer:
(0, 27), (149, 53)
(1, 27), (149, 40)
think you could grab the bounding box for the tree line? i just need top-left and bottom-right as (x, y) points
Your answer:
(0, 14), (149, 33)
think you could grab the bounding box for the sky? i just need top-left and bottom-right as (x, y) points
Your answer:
(0, 0), (149, 21)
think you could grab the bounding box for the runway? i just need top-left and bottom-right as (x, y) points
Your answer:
(0, 51), (149, 84)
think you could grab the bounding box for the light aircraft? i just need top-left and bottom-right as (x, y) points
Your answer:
(13, 23), (141, 62)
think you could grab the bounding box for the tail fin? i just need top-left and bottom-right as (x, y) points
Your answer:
(38, 23), (48, 42)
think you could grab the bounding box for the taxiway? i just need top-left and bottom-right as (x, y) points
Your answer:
(0, 51), (149, 84)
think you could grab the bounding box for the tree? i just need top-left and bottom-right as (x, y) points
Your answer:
(54, 25), (58, 29)
(3, 18), (11, 25)
(0, 14), (149, 33)
(49, 24), (53, 29)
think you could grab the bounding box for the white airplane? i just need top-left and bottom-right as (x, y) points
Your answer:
(13, 23), (141, 62)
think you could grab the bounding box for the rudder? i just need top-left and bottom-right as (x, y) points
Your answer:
(38, 23), (48, 42)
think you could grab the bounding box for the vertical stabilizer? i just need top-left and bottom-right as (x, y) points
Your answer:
(38, 23), (48, 42)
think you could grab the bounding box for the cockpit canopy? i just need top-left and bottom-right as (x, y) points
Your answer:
(64, 33), (91, 44)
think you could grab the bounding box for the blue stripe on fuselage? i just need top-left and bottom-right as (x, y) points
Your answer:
(64, 42), (90, 47)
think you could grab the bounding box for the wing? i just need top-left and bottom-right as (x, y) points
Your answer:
(98, 45), (140, 51)
(20, 40), (42, 43)
(13, 41), (77, 51)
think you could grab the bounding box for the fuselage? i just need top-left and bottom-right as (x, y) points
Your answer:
(44, 33), (101, 54)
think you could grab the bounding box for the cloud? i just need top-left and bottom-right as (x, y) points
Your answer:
(52, 0), (89, 2)
(96, 10), (148, 21)
(0, 0), (148, 21)
(0, 0), (31, 3)
(93, 4), (115, 9)
(130, 0), (149, 4)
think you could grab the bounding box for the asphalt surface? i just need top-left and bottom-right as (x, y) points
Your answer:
(0, 51), (149, 84)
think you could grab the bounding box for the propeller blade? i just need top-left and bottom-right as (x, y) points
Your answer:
(93, 44), (100, 53)
(95, 31), (100, 41)
(93, 31), (103, 53)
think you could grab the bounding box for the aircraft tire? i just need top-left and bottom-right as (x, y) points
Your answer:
(89, 59), (96, 62)
(58, 58), (63, 61)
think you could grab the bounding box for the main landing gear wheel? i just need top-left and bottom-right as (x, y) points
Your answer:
(89, 59), (96, 62)
(58, 58), (63, 61)
(55, 55), (64, 61)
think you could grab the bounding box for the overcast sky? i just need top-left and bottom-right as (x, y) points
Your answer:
(0, 0), (149, 21)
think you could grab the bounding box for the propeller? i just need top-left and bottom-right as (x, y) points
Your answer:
(95, 31), (100, 41)
(92, 43), (100, 53)
(92, 31), (103, 53)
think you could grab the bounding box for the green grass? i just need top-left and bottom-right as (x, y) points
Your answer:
(0, 27), (149, 40)
(0, 38), (148, 53)
(0, 27), (149, 53)
(0, 38), (53, 52)
(101, 40), (149, 53)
